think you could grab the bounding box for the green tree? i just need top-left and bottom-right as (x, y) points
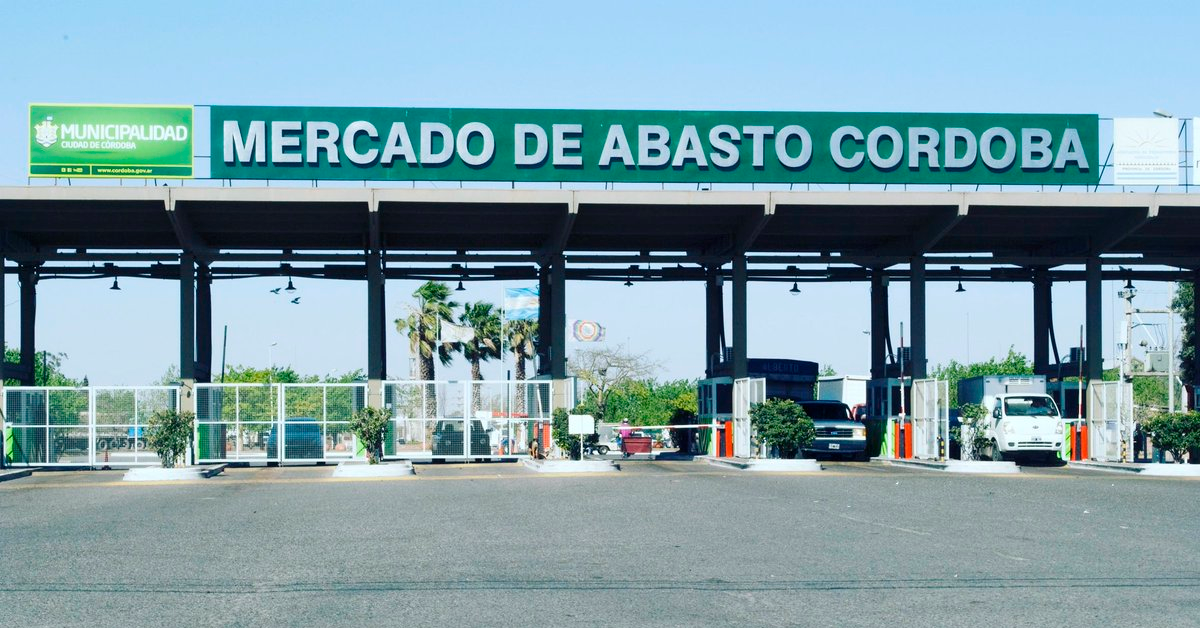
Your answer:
(1140, 412), (1200, 463)
(577, 378), (696, 426)
(930, 347), (1034, 409)
(3, 348), (83, 387)
(458, 302), (501, 411)
(819, 364), (838, 377)
(749, 399), (815, 459)
(569, 345), (659, 423)
(395, 281), (458, 382)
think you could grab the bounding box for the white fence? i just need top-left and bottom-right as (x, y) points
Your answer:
(382, 380), (553, 459)
(4, 386), (178, 467)
(1088, 381), (1134, 463)
(733, 378), (765, 458)
(910, 379), (950, 460)
(5, 380), (557, 467)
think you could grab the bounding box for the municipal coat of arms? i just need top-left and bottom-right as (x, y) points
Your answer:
(34, 116), (58, 148)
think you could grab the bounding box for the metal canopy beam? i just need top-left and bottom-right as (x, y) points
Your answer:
(166, 197), (213, 259)
(1088, 204), (1159, 254)
(540, 196), (577, 258)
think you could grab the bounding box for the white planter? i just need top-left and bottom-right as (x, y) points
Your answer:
(332, 461), (415, 478)
(122, 465), (224, 482)
(942, 460), (1020, 474)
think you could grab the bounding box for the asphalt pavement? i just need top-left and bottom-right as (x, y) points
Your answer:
(0, 460), (1196, 627)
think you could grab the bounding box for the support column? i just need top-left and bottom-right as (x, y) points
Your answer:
(18, 265), (36, 386)
(704, 267), (724, 377)
(1032, 267), (1051, 375)
(366, 248), (385, 409)
(536, 265), (551, 376)
(195, 263), (212, 383)
(550, 254), (566, 380)
(1193, 271), (1200, 410)
(0, 260), (6, 375)
(179, 254), (195, 415)
(731, 254), (748, 379)
(1085, 258), (1103, 382)
(909, 257), (927, 379)
(870, 270), (889, 379)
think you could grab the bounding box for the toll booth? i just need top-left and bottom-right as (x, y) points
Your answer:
(866, 378), (913, 458)
(1046, 380), (1084, 420)
(698, 359), (818, 457)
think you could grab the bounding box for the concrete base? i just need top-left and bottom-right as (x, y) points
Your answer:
(872, 457), (1020, 474)
(522, 459), (618, 473)
(1070, 461), (1200, 476)
(122, 465), (226, 482)
(332, 460), (414, 478)
(0, 468), (34, 483)
(703, 456), (822, 472)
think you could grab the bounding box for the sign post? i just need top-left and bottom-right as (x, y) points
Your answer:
(568, 414), (596, 460)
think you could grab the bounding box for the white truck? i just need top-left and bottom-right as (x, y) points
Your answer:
(981, 393), (1065, 462)
(959, 376), (1065, 462)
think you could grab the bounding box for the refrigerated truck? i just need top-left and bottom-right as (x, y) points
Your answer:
(958, 375), (1066, 462)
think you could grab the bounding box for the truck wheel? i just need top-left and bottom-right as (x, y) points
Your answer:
(597, 446), (609, 455)
(991, 442), (1004, 462)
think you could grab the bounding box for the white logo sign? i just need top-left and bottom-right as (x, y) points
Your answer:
(34, 116), (58, 148)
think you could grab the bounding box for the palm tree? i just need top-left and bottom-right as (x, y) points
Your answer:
(394, 281), (457, 411)
(458, 301), (501, 412)
(504, 319), (538, 414)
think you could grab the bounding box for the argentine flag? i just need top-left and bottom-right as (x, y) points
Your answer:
(504, 286), (539, 321)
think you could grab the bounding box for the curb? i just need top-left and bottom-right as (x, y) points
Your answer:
(1069, 461), (1200, 476)
(0, 468), (34, 483)
(522, 459), (619, 473)
(871, 457), (1020, 474)
(701, 456), (823, 472)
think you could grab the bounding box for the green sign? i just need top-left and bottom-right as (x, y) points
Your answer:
(211, 106), (1099, 185)
(29, 104), (194, 178)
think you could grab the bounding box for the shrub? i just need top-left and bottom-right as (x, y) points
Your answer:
(957, 403), (992, 461)
(351, 407), (391, 464)
(749, 399), (815, 459)
(1141, 412), (1200, 463)
(147, 409), (195, 468)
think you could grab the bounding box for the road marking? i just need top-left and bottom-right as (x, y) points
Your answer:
(994, 551), (1030, 562)
(838, 513), (931, 536)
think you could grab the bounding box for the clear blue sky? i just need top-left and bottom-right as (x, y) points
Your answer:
(0, 0), (1195, 384)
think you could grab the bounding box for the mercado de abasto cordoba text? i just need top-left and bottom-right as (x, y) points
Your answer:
(222, 119), (1090, 171)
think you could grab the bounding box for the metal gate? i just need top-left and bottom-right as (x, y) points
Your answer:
(195, 383), (281, 464)
(279, 383), (366, 462)
(1088, 381), (1134, 462)
(733, 377), (765, 458)
(4, 386), (178, 467)
(910, 379), (949, 460)
(382, 379), (552, 460)
(4, 387), (91, 466)
(92, 386), (179, 466)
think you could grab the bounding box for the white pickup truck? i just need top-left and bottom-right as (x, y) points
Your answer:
(983, 393), (1065, 462)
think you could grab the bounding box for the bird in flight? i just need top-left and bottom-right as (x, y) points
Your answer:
(291, 297), (301, 304)
(270, 287), (281, 294)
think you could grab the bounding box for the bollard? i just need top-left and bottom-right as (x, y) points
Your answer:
(1121, 437), (1128, 464)
(937, 436), (945, 462)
